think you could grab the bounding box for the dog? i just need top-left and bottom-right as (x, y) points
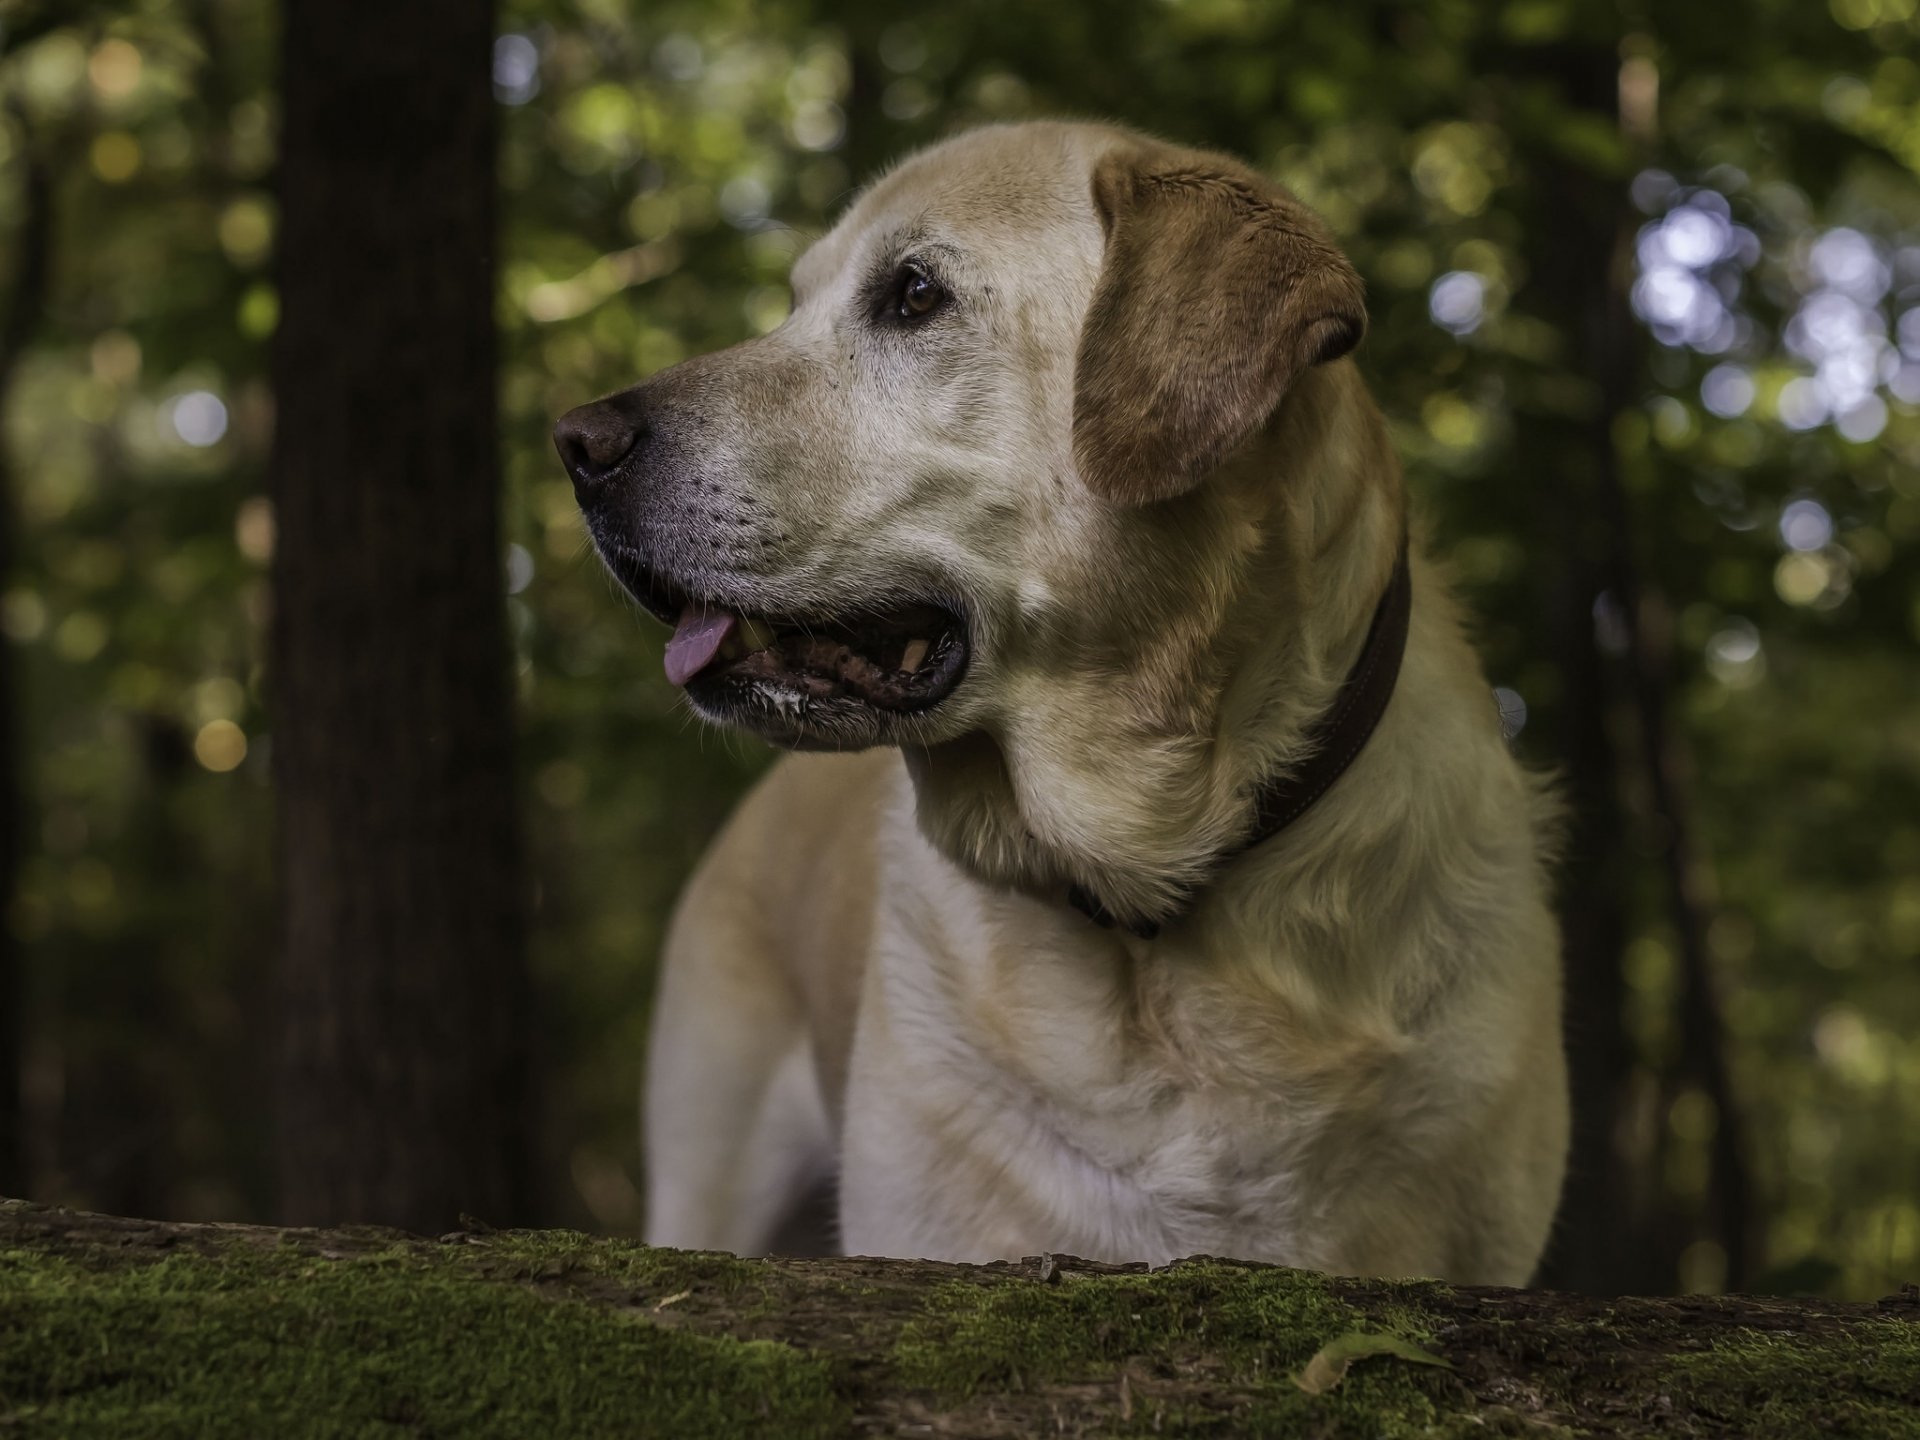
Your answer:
(554, 120), (1568, 1285)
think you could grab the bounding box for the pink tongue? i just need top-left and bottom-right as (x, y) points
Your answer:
(663, 607), (737, 686)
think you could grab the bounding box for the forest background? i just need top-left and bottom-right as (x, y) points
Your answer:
(2, 0), (1918, 1301)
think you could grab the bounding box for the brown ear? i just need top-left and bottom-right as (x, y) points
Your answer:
(1072, 144), (1367, 505)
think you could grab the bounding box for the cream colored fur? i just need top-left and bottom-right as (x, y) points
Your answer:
(628, 122), (1568, 1284)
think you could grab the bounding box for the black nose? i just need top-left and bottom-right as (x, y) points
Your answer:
(553, 395), (646, 490)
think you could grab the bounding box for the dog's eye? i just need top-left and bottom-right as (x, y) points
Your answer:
(895, 266), (946, 320)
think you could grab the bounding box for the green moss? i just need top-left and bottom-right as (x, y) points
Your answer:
(0, 1241), (845, 1439)
(892, 1259), (1477, 1437)
(477, 1226), (768, 1293)
(6, 1207), (1913, 1439)
(1659, 1320), (1920, 1440)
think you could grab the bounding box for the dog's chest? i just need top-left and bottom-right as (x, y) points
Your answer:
(846, 884), (1377, 1266)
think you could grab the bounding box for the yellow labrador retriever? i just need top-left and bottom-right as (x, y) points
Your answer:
(555, 121), (1568, 1284)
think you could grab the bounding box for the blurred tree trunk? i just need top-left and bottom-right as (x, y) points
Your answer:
(839, 5), (903, 185)
(270, 0), (530, 1232)
(0, 103), (52, 1202)
(1517, 39), (1753, 1293)
(1513, 41), (1663, 1295)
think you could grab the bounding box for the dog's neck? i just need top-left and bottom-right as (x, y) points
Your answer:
(904, 362), (1410, 930)
(1070, 530), (1410, 937)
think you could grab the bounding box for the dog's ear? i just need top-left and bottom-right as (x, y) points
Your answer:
(1072, 144), (1367, 506)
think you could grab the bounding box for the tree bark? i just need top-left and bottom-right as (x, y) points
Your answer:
(270, 0), (530, 1232)
(3, 1198), (1914, 1439)
(0, 101), (53, 1204)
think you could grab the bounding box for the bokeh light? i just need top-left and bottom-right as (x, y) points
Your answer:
(493, 34), (541, 106)
(1428, 271), (1485, 336)
(1493, 685), (1528, 739)
(1705, 618), (1765, 688)
(505, 543), (535, 595)
(1700, 364), (1755, 418)
(1630, 188), (1754, 353)
(88, 39), (143, 99)
(167, 391), (229, 447)
(1778, 498), (1834, 552)
(193, 719), (248, 773)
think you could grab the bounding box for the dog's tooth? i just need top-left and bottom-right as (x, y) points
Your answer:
(899, 637), (930, 675)
(740, 618), (776, 652)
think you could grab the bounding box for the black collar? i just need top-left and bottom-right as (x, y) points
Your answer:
(1069, 533), (1413, 939)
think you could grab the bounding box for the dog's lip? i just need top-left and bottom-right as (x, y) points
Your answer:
(597, 542), (690, 626)
(597, 542), (971, 718)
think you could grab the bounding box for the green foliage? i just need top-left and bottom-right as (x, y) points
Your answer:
(0, 0), (1917, 1298)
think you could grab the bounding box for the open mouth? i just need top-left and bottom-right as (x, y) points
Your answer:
(602, 546), (969, 723)
(667, 602), (967, 713)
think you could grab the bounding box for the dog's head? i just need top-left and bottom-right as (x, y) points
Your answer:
(558, 122), (1364, 755)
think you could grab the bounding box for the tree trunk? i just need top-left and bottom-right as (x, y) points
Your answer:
(0, 102), (53, 1203)
(3, 1198), (1914, 1438)
(1516, 39), (1753, 1295)
(1509, 39), (1652, 1296)
(270, 0), (530, 1232)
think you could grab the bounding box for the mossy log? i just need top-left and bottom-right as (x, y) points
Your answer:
(2, 1198), (1917, 1437)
